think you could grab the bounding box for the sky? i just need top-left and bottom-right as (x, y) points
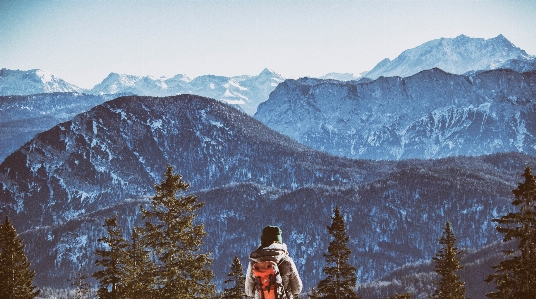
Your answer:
(1, 0), (535, 89)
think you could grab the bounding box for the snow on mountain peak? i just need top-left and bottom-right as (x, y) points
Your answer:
(365, 34), (530, 79)
(0, 68), (84, 95)
(34, 69), (54, 83)
(320, 72), (361, 81)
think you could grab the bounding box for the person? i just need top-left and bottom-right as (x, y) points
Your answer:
(245, 226), (303, 299)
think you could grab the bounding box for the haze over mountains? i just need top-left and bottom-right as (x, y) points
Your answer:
(1, 34), (536, 298)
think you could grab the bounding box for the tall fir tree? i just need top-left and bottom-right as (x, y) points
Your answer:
(486, 166), (536, 298)
(139, 165), (215, 299)
(92, 215), (129, 299)
(0, 215), (40, 299)
(222, 256), (247, 299)
(316, 206), (360, 299)
(430, 222), (467, 299)
(122, 228), (153, 299)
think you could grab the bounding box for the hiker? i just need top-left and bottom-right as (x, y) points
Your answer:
(245, 226), (303, 299)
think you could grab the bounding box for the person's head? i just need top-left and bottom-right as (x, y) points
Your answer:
(260, 225), (282, 247)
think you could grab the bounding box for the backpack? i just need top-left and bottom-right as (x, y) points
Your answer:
(252, 260), (289, 299)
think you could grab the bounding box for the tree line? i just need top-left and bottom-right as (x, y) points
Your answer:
(1, 166), (536, 298)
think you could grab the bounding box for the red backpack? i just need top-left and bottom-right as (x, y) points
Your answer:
(252, 260), (286, 299)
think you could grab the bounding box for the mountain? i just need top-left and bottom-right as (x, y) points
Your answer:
(255, 68), (536, 160)
(0, 93), (110, 162)
(320, 72), (361, 81)
(365, 35), (533, 79)
(498, 56), (536, 73)
(90, 73), (180, 96)
(0, 94), (372, 232)
(0, 68), (283, 161)
(1, 94), (535, 298)
(89, 68), (284, 115)
(0, 68), (85, 95)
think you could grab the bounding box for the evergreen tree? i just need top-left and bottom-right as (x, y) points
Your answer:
(139, 165), (215, 298)
(0, 216), (40, 299)
(222, 256), (247, 299)
(122, 228), (153, 299)
(486, 166), (536, 298)
(430, 222), (467, 299)
(93, 215), (129, 299)
(388, 293), (411, 299)
(316, 206), (360, 299)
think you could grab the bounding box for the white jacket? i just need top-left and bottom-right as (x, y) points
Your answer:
(245, 243), (303, 299)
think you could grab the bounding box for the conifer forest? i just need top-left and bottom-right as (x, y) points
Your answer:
(2, 165), (536, 299)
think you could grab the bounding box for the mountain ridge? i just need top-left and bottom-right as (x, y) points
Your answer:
(365, 34), (534, 79)
(0, 68), (85, 95)
(255, 68), (536, 160)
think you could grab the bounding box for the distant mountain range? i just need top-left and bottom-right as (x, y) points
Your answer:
(256, 68), (536, 160)
(0, 68), (284, 115)
(0, 68), (84, 95)
(1, 94), (534, 298)
(365, 34), (535, 79)
(89, 68), (285, 115)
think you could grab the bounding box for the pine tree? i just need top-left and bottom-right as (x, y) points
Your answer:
(139, 165), (215, 298)
(430, 222), (467, 299)
(0, 215), (40, 299)
(122, 228), (153, 299)
(316, 206), (360, 299)
(486, 166), (536, 298)
(92, 215), (129, 299)
(222, 256), (247, 299)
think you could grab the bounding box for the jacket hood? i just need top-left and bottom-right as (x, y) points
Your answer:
(249, 243), (289, 263)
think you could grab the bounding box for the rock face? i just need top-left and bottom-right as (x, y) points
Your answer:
(255, 68), (536, 160)
(365, 35), (533, 79)
(2, 94), (536, 297)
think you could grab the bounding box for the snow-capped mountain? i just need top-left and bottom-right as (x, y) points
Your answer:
(1, 94), (535, 295)
(365, 34), (533, 79)
(89, 68), (284, 115)
(319, 72), (361, 81)
(90, 73), (180, 96)
(498, 56), (536, 73)
(255, 68), (536, 160)
(0, 68), (85, 95)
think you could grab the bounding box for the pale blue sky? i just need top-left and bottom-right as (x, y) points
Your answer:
(1, 0), (535, 88)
